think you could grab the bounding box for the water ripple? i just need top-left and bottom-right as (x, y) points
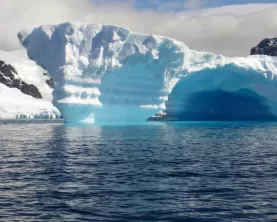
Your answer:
(1, 121), (277, 221)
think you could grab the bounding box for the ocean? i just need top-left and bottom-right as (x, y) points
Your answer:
(1, 120), (277, 221)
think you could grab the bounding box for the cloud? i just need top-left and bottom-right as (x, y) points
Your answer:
(1, 0), (277, 56)
(184, 0), (207, 10)
(0, 0), (94, 51)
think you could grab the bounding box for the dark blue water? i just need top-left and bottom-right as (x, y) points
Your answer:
(1, 121), (277, 222)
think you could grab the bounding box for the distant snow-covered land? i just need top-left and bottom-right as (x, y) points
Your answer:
(0, 49), (60, 119)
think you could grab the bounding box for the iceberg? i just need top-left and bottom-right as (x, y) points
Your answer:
(19, 22), (277, 122)
(18, 22), (217, 123)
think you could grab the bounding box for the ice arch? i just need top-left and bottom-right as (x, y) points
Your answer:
(166, 62), (277, 121)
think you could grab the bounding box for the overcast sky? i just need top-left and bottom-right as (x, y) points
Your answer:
(1, 0), (277, 56)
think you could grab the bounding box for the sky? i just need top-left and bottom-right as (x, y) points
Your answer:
(119, 0), (277, 10)
(1, 0), (277, 56)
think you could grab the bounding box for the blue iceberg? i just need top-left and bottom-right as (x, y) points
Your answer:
(18, 22), (277, 122)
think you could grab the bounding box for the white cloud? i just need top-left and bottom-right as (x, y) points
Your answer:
(1, 0), (277, 56)
(184, 0), (206, 10)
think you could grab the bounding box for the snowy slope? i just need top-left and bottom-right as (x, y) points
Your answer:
(19, 22), (277, 122)
(0, 49), (53, 101)
(0, 83), (60, 119)
(0, 49), (60, 119)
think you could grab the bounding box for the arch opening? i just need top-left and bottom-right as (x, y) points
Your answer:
(178, 89), (277, 121)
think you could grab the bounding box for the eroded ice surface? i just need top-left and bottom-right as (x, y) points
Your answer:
(19, 22), (277, 122)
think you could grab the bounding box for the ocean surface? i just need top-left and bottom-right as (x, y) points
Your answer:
(1, 120), (277, 222)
